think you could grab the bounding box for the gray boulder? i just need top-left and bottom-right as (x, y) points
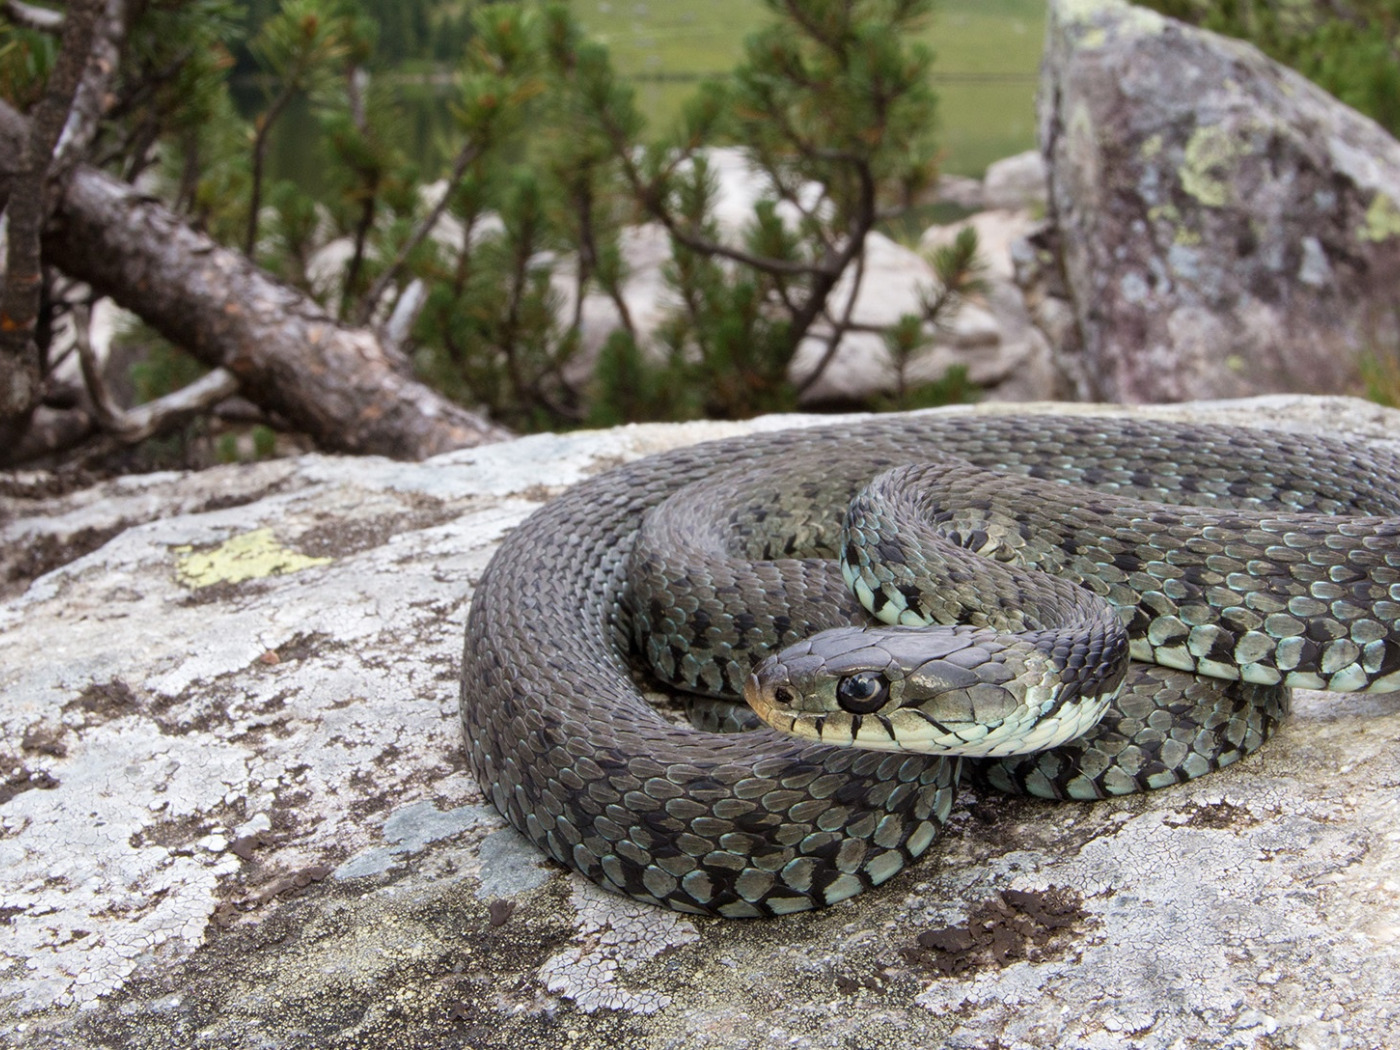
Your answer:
(2, 396), (1400, 1048)
(981, 151), (1047, 212)
(1038, 0), (1400, 402)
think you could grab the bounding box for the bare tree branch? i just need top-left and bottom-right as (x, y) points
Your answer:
(245, 80), (296, 257)
(796, 240), (867, 395)
(2, 0), (63, 33)
(53, 0), (128, 176)
(0, 0), (102, 448)
(0, 101), (27, 195)
(355, 139), (482, 326)
(381, 278), (426, 358)
(41, 165), (511, 459)
(74, 300), (241, 443)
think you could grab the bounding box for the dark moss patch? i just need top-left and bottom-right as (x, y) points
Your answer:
(6, 523), (128, 592)
(64, 679), (139, 724)
(1168, 799), (1257, 830)
(900, 886), (1090, 977)
(21, 723), (69, 758)
(296, 498), (461, 561)
(196, 485), (288, 514)
(178, 577), (272, 605)
(274, 632), (345, 663)
(0, 765), (60, 805)
(59, 866), (645, 1050)
(0, 469), (100, 501)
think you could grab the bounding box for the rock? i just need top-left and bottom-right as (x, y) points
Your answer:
(920, 209), (1042, 281)
(1038, 0), (1400, 402)
(548, 147), (1050, 406)
(927, 172), (985, 210)
(787, 231), (1051, 404)
(3, 395), (1400, 1048)
(915, 209), (1061, 400)
(980, 150), (1047, 212)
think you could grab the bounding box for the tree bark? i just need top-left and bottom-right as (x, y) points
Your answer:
(0, 0), (101, 450)
(39, 165), (511, 458)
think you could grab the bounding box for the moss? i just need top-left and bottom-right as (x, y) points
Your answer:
(1059, 0), (1165, 38)
(1358, 192), (1400, 243)
(1179, 124), (1251, 208)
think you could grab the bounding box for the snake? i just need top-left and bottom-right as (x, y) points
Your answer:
(459, 413), (1400, 917)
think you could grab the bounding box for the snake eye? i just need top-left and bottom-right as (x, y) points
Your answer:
(836, 671), (890, 714)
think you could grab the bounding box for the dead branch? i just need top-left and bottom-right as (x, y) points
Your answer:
(3, 0), (64, 33)
(73, 300), (241, 443)
(0, 0), (102, 448)
(41, 165), (511, 459)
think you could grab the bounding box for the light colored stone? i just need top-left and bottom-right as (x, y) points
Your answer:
(2, 396), (1399, 1048)
(928, 173), (984, 210)
(981, 150), (1047, 211)
(920, 208), (1042, 281)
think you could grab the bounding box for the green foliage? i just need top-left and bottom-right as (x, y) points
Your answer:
(877, 225), (985, 411)
(252, 424), (280, 458)
(248, 0), (356, 95)
(0, 18), (56, 110)
(1136, 0), (1400, 138)
(233, 0), (477, 72)
(587, 331), (695, 426)
(52, 0), (985, 440)
(129, 333), (210, 408)
(122, 1), (244, 140)
(567, 0), (1045, 175)
(1358, 318), (1400, 409)
(262, 180), (324, 289)
(544, 0), (954, 425)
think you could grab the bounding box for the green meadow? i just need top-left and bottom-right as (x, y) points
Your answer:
(573, 0), (1046, 175)
(255, 2), (1046, 193)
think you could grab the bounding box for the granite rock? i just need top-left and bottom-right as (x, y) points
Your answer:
(2, 396), (1398, 1049)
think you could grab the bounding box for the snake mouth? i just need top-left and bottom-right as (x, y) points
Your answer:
(747, 665), (846, 745)
(744, 670), (794, 729)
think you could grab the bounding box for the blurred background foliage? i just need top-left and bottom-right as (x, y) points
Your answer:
(3, 0), (1393, 454)
(1136, 0), (1400, 138)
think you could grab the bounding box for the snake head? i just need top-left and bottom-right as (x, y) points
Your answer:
(745, 624), (1112, 756)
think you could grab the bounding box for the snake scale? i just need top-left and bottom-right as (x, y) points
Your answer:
(460, 414), (1400, 917)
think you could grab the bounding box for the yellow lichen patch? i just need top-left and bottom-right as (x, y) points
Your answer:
(174, 528), (332, 588)
(1358, 193), (1400, 243)
(1180, 125), (1250, 208)
(1060, 0), (1164, 37)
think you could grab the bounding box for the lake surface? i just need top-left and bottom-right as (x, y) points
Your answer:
(253, 0), (1044, 194)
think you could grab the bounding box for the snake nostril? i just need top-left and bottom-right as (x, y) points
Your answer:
(773, 686), (795, 706)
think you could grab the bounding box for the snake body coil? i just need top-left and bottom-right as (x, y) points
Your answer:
(460, 415), (1400, 917)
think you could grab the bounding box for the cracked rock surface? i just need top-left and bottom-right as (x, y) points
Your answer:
(2, 396), (1398, 1049)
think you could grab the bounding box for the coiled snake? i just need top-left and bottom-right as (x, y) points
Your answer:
(460, 414), (1400, 917)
